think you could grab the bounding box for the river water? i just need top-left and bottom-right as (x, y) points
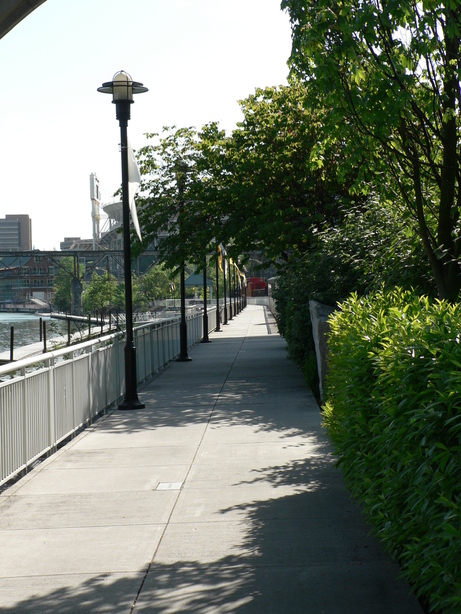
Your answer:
(0, 313), (78, 355)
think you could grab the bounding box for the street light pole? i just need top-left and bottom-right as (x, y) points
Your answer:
(201, 257), (211, 343)
(215, 244), (221, 332)
(176, 162), (192, 362)
(235, 266), (239, 313)
(228, 257), (233, 321)
(98, 71), (147, 410)
(177, 261), (191, 360)
(222, 246), (228, 325)
(233, 261), (237, 315)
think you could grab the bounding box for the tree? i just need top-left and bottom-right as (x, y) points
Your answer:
(82, 271), (119, 314)
(282, 0), (461, 300)
(53, 256), (84, 313)
(221, 83), (360, 265)
(141, 264), (175, 302)
(135, 124), (230, 286)
(136, 127), (203, 267)
(53, 264), (72, 312)
(134, 89), (360, 274)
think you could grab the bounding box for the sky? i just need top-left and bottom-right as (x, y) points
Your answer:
(0, 0), (292, 250)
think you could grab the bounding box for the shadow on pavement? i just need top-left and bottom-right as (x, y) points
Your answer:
(0, 455), (421, 613)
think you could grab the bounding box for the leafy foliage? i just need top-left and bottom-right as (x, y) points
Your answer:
(82, 272), (124, 314)
(52, 256), (85, 313)
(53, 264), (73, 313)
(305, 197), (435, 304)
(272, 195), (434, 396)
(282, 0), (461, 300)
(135, 125), (226, 270)
(272, 264), (319, 395)
(224, 83), (357, 263)
(141, 264), (175, 303)
(134, 84), (361, 271)
(272, 263), (314, 361)
(323, 288), (461, 612)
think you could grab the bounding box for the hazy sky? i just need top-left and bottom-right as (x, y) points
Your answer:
(0, 0), (292, 250)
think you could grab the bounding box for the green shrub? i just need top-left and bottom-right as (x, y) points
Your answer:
(307, 199), (435, 304)
(272, 263), (315, 367)
(272, 263), (320, 396)
(272, 197), (434, 397)
(323, 288), (461, 612)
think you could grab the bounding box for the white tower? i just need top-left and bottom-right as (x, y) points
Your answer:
(90, 173), (101, 249)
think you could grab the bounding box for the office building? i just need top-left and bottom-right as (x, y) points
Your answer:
(0, 214), (32, 250)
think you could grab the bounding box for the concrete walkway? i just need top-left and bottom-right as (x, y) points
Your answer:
(0, 305), (423, 613)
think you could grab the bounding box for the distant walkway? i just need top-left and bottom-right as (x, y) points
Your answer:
(0, 305), (422, 613)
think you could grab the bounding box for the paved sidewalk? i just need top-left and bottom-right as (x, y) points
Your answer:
(0, 305), (423, 613)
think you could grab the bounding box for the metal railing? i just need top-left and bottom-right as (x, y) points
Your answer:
(0, 307), (217, 487)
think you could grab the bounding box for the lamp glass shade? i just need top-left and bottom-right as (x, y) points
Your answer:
(97, 71), (147, 100)
(112, 71), (133, 102)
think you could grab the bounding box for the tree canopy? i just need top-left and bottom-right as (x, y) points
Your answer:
(53, 256), (84, 314)
(135, 126), (216, 270)
(82, 271), (121, 314)
(141, 264), (175, 303)
(223, 83), (363, 263)
(282, 0), (461, 300)
(135, 84), (360, 271)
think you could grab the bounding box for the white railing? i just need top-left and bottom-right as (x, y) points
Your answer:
(0, 307), (217, 487)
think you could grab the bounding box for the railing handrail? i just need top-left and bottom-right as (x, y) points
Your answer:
(0, 330), (119, 377)
(0, 305), (223, 487)
(0, 308), (217, 379)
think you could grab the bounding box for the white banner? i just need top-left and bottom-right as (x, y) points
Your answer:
(128, 142), (142, 242)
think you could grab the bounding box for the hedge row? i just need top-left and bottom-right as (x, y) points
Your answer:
(323, 288), (461, 613)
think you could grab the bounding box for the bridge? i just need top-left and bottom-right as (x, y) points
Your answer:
(0, 303), (423, 612)
(0, 1), (45, 39)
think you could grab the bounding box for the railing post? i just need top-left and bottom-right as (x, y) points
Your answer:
(47, 357), (56, 454)
(22, 366), (28, 474)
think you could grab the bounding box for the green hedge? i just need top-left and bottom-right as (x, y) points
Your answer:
(323, 288), (461, 613)
(271, 263), (320, 393)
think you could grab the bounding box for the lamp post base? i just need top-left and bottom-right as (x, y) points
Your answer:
(118, 396), (145, 410)
(118, 345), (145, 410)
(176, 355), (192, 362)
(178, 317), (191, 361)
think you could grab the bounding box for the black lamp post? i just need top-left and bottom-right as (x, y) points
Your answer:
(201, 257), (211, 343)
(236, 266), (242, 313)
(232, 261), (237, 315)
(98, 70), (147, 410)
(228, 257), (234, 321)
(175, 163), (192, 362)
(222, 246), (228, 325)
(215, 244), (221, 332)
